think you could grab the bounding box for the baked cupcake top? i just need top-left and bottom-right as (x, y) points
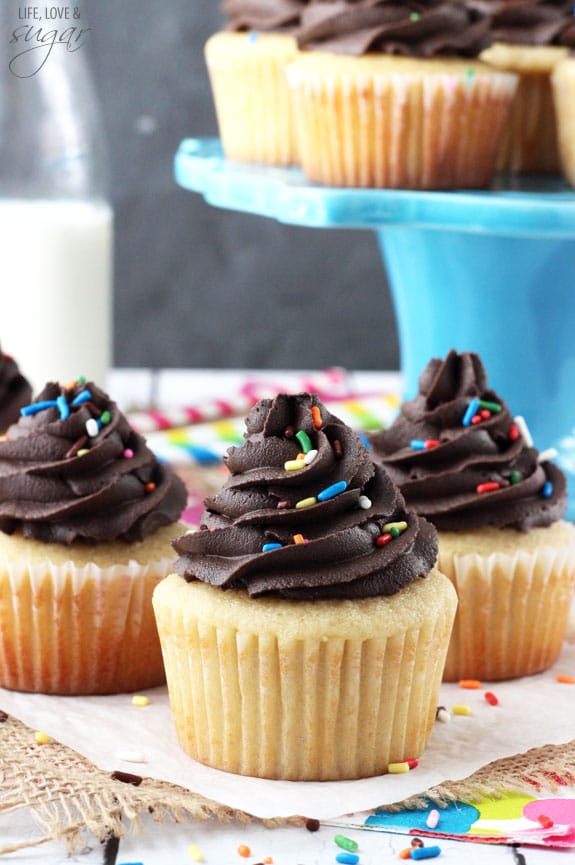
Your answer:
(369, 350), (566, 532)
(0, 379), (187, 544)
(173, 392), (437, 600)
(296, 0), (492, 56)
(0, 347), (32, 434)
(223, 0), (308, 32)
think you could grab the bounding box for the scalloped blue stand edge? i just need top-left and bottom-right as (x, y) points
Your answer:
(175, 138), (575, 519)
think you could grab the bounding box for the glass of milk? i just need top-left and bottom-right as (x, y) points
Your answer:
(0, 1), (113, 394)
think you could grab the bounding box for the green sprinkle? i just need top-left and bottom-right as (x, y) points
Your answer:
(478, 400), (502, 413)
(100, 410), (111, 425)
(466, 66), (475, 79)
(295, 429), (313, 454)
(509, 470), (522, 484)
(409, 12), (420, 21)
(335, 834), (359, 852)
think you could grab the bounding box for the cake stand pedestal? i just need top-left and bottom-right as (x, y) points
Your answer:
(175, 137), (575, 519)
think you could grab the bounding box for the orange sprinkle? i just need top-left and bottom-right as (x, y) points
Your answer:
(296, 452), (306, 460)
(459, 679), (482, 689)
(556, 675), (575, 684)
(311, 405), (322, 429)
(237, 845), (251, 858)
(0, 435), (8, 441)
(293, 533), (305, 544)
(263, 859), (273, 864)
(399, 849), (412, 859)
(145, 482), (156, 493)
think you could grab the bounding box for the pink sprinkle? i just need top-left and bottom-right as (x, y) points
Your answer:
(123, 448), (134, 459)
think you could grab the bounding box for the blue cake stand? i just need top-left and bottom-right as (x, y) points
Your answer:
(175, 137), (575, 519)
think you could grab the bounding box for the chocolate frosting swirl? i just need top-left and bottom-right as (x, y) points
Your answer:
(297, 0), (492, 57)
(369, 350), (566, 532)
(223, 0), (309, 32)
(470, 0), (575, 48)
(173, 393), (437, 599)
(0, 381), (187, 544)
(0, 347), (32, 434)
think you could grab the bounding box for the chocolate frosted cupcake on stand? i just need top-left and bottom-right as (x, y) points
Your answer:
(153, 393), (457, 781)
(369, 350), (575, 682)
(478, 0), (575, 174)
(205, 1), (309, 165)
(0, 346), (32, 434)
(0, 379), (187, 695)
(287, 0), (518, 188)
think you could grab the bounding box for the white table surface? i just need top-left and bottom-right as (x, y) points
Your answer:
(2, 369), (573, 863)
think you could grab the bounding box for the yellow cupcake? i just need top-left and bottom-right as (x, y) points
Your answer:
(205, 31), (299, 166)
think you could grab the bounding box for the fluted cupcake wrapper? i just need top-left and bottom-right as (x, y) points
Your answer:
(153, 570), (457, 781)
(205, 32), (299, 167)
(287, 56), (517, 189)
(0, 557), (175, 695)
(495, 73), (559, 173)
(439, 535), (575, 682)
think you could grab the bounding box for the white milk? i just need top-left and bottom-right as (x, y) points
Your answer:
(0, 199), (113, 394)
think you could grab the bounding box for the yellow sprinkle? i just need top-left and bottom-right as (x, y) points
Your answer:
(382, 521), (408, 533)
(295, 496), (317, 509)
(77, 448), (90, 456)
(387, 761), (410, 774)
(284, 459), (305, 471)
(188, 844), (204, 862)
(131, 695), (150, 707)
(452, 704), (472, 716)
(35, 730), (51, 745)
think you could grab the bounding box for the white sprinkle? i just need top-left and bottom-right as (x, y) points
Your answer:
(538, 447), (558, 463)
(436, 707), (450, 724)
(303, 448), (318, 465)
(514, 415), (533, 448)
(358, 495), (372, 510)
(114, 749), (147, 763)
(426, 809), (440, 829)
(85, 418), (100, 437)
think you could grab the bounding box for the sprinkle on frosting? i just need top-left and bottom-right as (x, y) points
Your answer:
(173, 393), (437, 599)
(369, 350), (567, 531)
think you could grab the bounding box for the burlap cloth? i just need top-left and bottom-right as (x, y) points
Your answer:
(1, 709), (574, 856)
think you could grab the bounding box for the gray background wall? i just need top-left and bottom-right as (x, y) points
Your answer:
(89, 0), (399, 372)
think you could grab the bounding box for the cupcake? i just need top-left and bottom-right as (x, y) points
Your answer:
(0, 346), (32, 434)
(205, 1), (308, 165)
(478, 0), (575, 174)
(0, 379), (187, 695)
(369, 350), (575, 682)
(552, 55), (575, 187)
(286, 0), (517, 188)
(153, 393), (457, 781)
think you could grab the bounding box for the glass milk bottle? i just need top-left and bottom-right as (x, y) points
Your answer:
(0, 0), (113, 393)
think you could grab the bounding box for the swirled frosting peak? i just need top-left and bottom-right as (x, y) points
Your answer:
(223, 0), (309, 32)
(470, 0), (575, 47)
(0, 380), (187, 544)
(173, 393), (437, 599)
(0, 347), (31, 434)
(369, 350), (566, 531)
(297, 0), (492, 57)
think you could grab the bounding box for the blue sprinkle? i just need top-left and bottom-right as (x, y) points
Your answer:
(359, 432), (371, 448)
(317, 480), (348, 501)
(462, 398), (480, 427)
(410, 439), (426, 450)
(335, 854), (359, 865)
(56, 395), (70, 420)
(21, 399), (58, 416)
(410, 846), (442, 860)
(247, 30), (258, 43)
(262, 543), (283, 553)
(71, 389), (92, 406)
(541, 481), (553, 498)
